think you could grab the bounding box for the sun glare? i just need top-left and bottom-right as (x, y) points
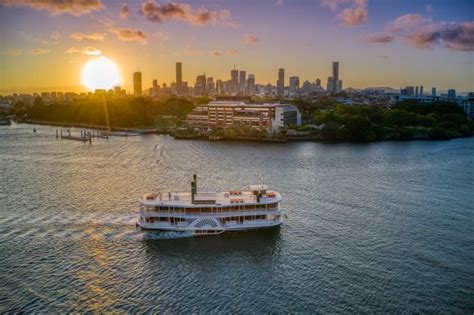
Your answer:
(81, 56), (121, 91)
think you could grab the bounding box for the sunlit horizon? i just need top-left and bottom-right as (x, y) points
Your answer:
(81, 56), (122, 91)
(0, 0), (473, 94)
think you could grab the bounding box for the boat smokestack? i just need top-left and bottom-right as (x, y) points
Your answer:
(191, 174), (197, 204)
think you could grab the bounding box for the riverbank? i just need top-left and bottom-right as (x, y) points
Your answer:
(22, 120), (158, 134)
(18, 120), (474, 143)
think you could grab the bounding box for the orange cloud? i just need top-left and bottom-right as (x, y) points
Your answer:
(243, 34), (259, 46)
(365, 34), (394, 43)
(108, 26), (147, 44)
(139, 1), (238, 27)
(340, 6), (368, 26)
(2, 0), (104, 16)
(320, 0), (369, 27)
(3, 49), (22, 56)
(66, 46), (101, 55)
(70, 32), (105, 41)
(120, 3), (130, 19)
(212, 49), (238, 56)
(30, 48), (50, 56)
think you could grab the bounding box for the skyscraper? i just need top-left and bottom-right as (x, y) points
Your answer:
(316, 78), (321, 87)
(327, 76), (333, 92)
(277, 68), (285, 96)
(247, 74), (255, 96)
(176, 62), (182, 94)
(415, 86), (419, 96)
(230, 69), (239, 94)
(239, 71), (246, 95)
(448, 89), (456, 99)
(151, 79), (158, 97)
(332, 62), (339, 93)
(420, 85), (424, 96)
(133, 71), (142, 96)
(289, 76), (300, 93)
(216, 79), (223, 95)
(432, 87), (436, 97)
(195, 75), (207, 96)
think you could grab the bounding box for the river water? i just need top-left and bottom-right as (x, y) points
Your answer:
(0, 124), (473, 313)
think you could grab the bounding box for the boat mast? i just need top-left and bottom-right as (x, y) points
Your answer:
(191, 174), (197, 204)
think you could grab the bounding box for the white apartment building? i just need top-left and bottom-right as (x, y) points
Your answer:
(186, 101), (301, 132)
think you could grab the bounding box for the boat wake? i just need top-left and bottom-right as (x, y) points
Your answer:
(141, 230), (194, 240)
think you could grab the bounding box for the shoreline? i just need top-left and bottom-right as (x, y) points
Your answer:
(17, 120), (474, 143)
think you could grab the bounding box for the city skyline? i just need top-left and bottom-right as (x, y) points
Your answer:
(1, 0), (473, 94)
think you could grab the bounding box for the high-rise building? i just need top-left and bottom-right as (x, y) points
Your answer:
(151, 79), (159, 97)
(176, 62), (182, 94)
(406, 86), (415, 96)
(247, 74), (255, 96)
(239, 71), (246, 95)
(432, 87), (436, 97)
(277, 68), (285, 96)
(289, 76), (300, 93)
(195, 75), (207, 96)
(216, 79), (223, 95)
(337, 80), (343, 93)
(415, 86), (419, 96)
(133, 71), (142, 96)
(332, 62), (339, 93)
(316, 78), (321, 87)
(327, 76), (333, 92)
(207, 77), (215, 95)
(448, 89), (456, 99)
(230, 69), (239, 94)
(114, 86), (123, 98)
(420, 85), (424, 96)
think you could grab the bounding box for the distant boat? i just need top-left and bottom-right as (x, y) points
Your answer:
(105, 131), (143, 137)
(0, 119), (11, 126)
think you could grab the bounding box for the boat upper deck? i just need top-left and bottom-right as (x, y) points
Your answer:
(140, 187), (281, 207)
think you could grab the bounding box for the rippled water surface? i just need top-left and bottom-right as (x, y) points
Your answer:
(1, 124), (473, 313)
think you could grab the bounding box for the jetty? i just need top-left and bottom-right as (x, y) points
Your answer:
(56, 129), (92, 143)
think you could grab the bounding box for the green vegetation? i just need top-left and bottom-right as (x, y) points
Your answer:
(292, 100), (472, 141)
(15, 96), (194, 129)
(8, 96), (473, 142)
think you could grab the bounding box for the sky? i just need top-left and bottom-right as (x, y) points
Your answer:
(0, 0), (473, 94)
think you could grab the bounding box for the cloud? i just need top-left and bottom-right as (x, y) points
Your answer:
(108, 26), (147, 44)
(70, 32), (105, 41)
(243, 33), (259, 46)
(212, 49), (238, 56)
(66, 46), (101, 55)
(120, 3), (130, 19)
(139, 1), (238, 27)
(2, 0), (104, 16)
(39, 31), (61, 45)
(320, 0), (368, 27)
(66, 47), (81, 54)
(365, 34), (394, 44)
(275, 0), (284, 6)
(30, 48), (50, 56)
(3, 49), (22, 56)
(390, 14), (474, 51)
(154, 31), (169, 40)
(82, 46), (101, 55)
(185, 45), (238, 57)
(340, 6), (368, 26)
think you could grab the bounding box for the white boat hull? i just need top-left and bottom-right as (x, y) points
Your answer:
(137, 218), (283, 235)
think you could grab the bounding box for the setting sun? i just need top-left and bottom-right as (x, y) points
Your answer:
(81, 56), (121, 91)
